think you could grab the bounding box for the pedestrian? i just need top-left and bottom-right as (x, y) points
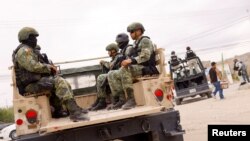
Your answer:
(209, 62), (224, 100)
(234, 59), (250, 85)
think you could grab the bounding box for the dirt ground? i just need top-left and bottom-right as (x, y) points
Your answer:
(175, 83), (250, 141)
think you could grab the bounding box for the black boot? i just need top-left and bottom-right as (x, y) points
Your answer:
(111, 95), (126, 110)
(122, 88), (136, 110)
(112, 96), (119, 105)
(112, 99), (126, 110)
(91, 98), (107, 111)
(65, 99), (89, 122)
(53, 109), (69, 118)
(122, 98), (136, 110)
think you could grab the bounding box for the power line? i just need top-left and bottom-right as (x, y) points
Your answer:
(165, 40), (250, 56)
(0, 6), (249, 28)
(163, 14), (250, 47)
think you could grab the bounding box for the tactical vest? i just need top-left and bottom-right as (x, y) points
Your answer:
(170, 55), (179, 66)
(12, 44), (42, 94)
(102, 53), (126, 73)
(186, 50), (196, 60)
(110, 53), (126, 70)
(129, 36), (159, 75)
(120, 44), (131, 56)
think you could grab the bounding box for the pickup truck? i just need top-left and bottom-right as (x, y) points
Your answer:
(11, 48), (185, 141)
(170, 57), (212, 105)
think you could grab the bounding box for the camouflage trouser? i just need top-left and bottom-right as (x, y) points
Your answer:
(25, 76), (73, 102)
(96, 74), (109, 99)
(108, 65), (144, 99)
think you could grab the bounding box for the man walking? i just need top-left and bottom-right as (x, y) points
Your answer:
(209, 62), (224, 100)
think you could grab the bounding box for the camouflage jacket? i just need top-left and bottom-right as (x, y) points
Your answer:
(12, 44), (52, 93)
(132, 36), (154, 64)
(15, 45), (51, 73)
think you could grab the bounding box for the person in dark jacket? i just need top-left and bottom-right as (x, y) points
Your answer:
(209, 62), (224, 100)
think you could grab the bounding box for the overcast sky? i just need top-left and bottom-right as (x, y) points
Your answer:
(1, 0), (250, 76)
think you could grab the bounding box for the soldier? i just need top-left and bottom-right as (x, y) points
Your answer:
(108, 22), (159, 110)
(12, 27), (89, 122)
(34, 45), (69, 118)
(185, 46), (201, 76)
(234, 59), (250, 85)
(169, 51), (184, 80)
(89, 43), (125, 110)
(105, 33), (133, 110)
(115, 33), (132, 56)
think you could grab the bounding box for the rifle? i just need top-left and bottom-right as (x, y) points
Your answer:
(37, 52), (60, 76)
(100, 54), (126, 88)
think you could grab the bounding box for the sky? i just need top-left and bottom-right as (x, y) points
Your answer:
(0, 0), (250, 107)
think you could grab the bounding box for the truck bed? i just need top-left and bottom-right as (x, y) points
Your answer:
(39, 105), (165, 135)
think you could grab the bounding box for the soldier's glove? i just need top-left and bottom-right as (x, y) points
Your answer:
(50, 65), (58, 75)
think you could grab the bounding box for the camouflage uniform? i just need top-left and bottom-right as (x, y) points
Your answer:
(108, 23), (159, 110)
(108, 37), (154, 100)
(13, 27), (89, 121)
(90, 43), (126, 110)
(15, 46), (73, 100)
(107, 33), (133, 100)
(96, 53), (124, 99)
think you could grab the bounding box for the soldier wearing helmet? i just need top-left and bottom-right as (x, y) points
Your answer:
(89, 43), (126, 111)
(108, 22), (159, 110)
(101, 33), (133, 110)
(115, 33), (133, 56)
(185, 46), (201, 76)
(12, 27), (89, 121)
(169, 51), (184, 80)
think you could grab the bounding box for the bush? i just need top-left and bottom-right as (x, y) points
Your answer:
(0, 107), (14, 123)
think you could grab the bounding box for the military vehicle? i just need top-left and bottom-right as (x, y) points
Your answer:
(10, 48), (185, 141)
(170, 57), (212, 105)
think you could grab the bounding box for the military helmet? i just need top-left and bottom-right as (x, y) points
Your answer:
(127, 22), (145, 33)
(18, 27), (39, 42)
(106, 43), (119, 52)
(171, 51), (175, 55)
(115, 33), (129, 44)
(186, 46), (191, 50)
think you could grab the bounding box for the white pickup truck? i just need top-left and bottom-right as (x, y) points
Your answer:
(11, 48), (185, 141)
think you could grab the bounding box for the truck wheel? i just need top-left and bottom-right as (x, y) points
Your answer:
(206, 93), (212, 98)
(9, 130), (18, 140)
(175, 98), (181, 105)
(200, 93), (206, 97)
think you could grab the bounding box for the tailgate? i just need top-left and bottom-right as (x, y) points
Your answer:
(39, 106), (164, 135)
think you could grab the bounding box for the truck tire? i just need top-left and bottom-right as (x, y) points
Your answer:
(206, 93), (212, 98)
(9, 130), (18, 140)
(199, 93), (206, 97)
(175, 98), (181, 105)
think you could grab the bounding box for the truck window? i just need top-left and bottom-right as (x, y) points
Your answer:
(65, 74), (96, 89)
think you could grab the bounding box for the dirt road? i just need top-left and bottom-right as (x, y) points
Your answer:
(175, 83), (250, 141)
